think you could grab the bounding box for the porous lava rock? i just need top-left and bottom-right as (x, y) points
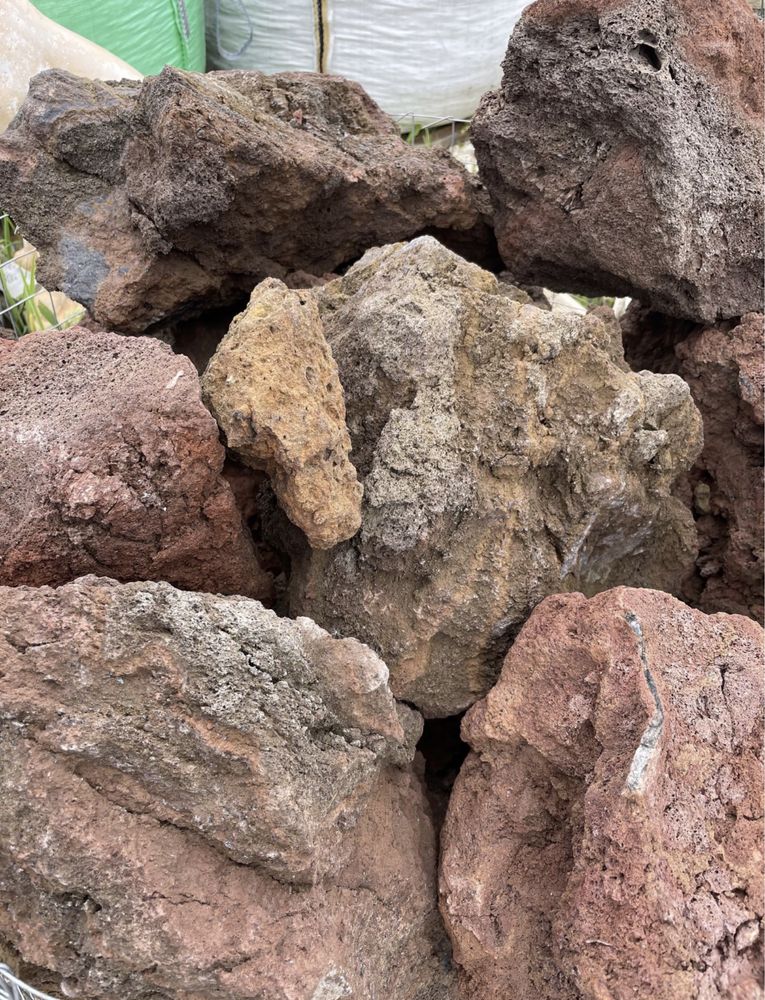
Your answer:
(0, 327), (270, 598)
(202, 279), (363, 549)
(472, 0), (764, 322)
(285, 237), (702, 717)
(676, 313), (764, 621)
(440, 587), (764, 1000)
(0, 576), (456, 1000)
(620, 300), (695, 373)
(0, 65), (494, 333)
(622, 307), (764, 622)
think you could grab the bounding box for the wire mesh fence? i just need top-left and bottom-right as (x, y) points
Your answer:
(395, 114), (470, 148)
(0, 213), (85, 338)
(0, 965), (59, 1000)
(395, 114), (477, 174)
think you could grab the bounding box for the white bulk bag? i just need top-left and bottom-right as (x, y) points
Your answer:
(207, 0), (529, 123)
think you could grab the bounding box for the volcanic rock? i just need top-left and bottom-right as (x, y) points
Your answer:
(0, 66), (494, 333)
(622, 308), (764, 622)
(0, 576), (455, 1000)
(472, 0), (764, 322)
(0, 327), (270, 598)
(677, 313), (764, 620)
(285, 237), (702, 717)
(620, 300), (694, 373)
(440, 586), (764, 1000)
(202, 279), (363, 549)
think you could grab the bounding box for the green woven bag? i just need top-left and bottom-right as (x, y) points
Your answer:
(30, 0), (206, 75)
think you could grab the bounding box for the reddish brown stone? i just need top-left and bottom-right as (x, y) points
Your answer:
(622, 308), (764, 622)
(440, 587), (764, 1000)
(0, 576), (455, 1000)
(473, 0), (764, 322)
(676, 313), (764, 622)
(0, 66), (494, 334)
(0, 327), (270, 598)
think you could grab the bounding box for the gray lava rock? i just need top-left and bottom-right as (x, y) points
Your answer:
(284, 237), (702, 717)
(472, 0), (764, 322)
(0, 66), (495, 333)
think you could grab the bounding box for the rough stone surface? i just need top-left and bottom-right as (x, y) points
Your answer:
(472, 0), (764, 322)
(0, 576), (456, 1000)
(440, 587), (764, 1000)
(620, 300), (695, 373)
(0, 66), (495, 333)
(676, 313), (764, 620)
(0, 327), (270, 598)
(202, 279), (363, 549)
(285, 237), (702, 717)
(623, 308), (764, 622)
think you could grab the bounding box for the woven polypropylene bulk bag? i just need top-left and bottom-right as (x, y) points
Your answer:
(206, 0), (528, 122)
(30, 0), (206, 75)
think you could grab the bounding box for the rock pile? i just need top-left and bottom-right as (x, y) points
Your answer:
(0, 3), (762, 997)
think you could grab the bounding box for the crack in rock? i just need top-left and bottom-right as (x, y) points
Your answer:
(624, 611), (665, 793)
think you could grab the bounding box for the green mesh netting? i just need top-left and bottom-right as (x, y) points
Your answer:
(30, 0), (205, 75)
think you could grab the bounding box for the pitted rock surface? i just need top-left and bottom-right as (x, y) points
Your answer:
(472, 0), (764, 321)
(0, 577), (455, 1000)
(0, 327), (270, 597)
(676, 312), (764, 621)
(202, 278), (363, 549)
(623, 308), (764, 622)
(0, 66), (494, 333)
(285, 237), (702, 717)
(440, 587), (764, 1000)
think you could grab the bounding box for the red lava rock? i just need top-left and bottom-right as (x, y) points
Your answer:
(472, 0), (764, 322)
(623, 308), (764, 623)
(0, 576), (456, 1000)
(0, 66), (495, 334)
(676, 312), (764, 622)
(440, 586), (764, 1000)
(0, 327), (270, 598)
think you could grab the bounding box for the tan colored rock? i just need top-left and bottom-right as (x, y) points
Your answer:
(0, 576), (456, 1000)
(440, 587), (764, 1000)
(284, 237), (702, 717)
(202, 279), (362, 549)
(0, 327), (270, 598)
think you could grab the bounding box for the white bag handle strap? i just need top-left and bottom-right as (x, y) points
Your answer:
(215, 0), (255, 62)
